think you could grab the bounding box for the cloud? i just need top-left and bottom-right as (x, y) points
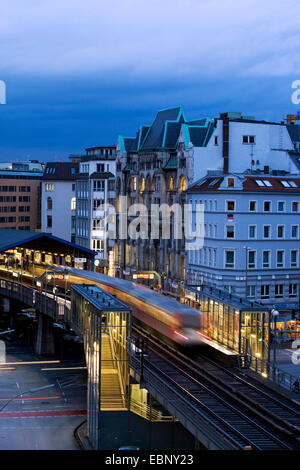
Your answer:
(0, 0), (300, 78)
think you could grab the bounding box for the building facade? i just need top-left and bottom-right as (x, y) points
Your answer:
(75, 146), (116, 273)
(187, 172), (300, 309)
(114, 106), (215, 289)
(41, 162), (79, 242)
(0, 161), (43, 231)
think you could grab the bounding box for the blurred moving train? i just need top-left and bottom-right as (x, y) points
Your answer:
(57, 268), (204, 347)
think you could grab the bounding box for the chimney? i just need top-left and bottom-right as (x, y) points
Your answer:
(221, 113), (229, 174)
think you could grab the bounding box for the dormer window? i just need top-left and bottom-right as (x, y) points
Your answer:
(227, 178), (234, 188)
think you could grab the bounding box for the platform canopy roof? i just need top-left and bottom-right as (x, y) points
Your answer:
(0, 229), (96, 258)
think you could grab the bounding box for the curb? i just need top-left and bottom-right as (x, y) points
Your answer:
(74, 419), (93, 450)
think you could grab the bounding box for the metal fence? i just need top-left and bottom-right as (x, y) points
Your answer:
(0, 278), (69, 321)
(246, 354), (300, 394)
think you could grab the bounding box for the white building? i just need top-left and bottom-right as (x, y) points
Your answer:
(178, 112), (300, 183)
(41, 162), (78, 242)
(187, 172), (300, 310)
(75, 146), (116, 274)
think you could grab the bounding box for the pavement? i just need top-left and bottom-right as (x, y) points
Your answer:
(0, 340), (87, 450)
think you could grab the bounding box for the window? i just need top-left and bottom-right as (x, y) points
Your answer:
(263, 251), (270, 268)
(71, 197), (76, 211)
(96, 164), (105, 172)
(225, 250), (235, 268)
(246, 286), (256, 298)
(263, 201), (271, 212)
(291, 225), (298, 238)
(243, 135), (256, 144)
(292, 201), (299, 212)
(261, 285), (270, 299)
(93, 219), (105, 230)
(47, 197), (52, 210)
(214, 136), (218, 145)
(227, 178), (235, 188)
(92, 239), (104, 252)
(255, 180), (272, 187)
(226, 201), (235, 211)
(277, 225), (284, 238)
(45, 184), (54, 192)
(263, 225), (271, 238)
(226, 225), (235, 238)
(277, 201), (285, 212)
(291, 250), (298, 267)
(132, 177), (137, 191)
(275, 284), (284, 298)
(93, 180), (105, 191)
(289, 284), (297, 298)
(249, 201), (257, 212)
(47, 215), (52, 228)
(93, 199), (104, 210)
(249, 225), (256, 239)
(277, 250), (284, 268)
(280, 180), (298, 188)
(72, 183), (75, 191)
(248, 250), (256, 268)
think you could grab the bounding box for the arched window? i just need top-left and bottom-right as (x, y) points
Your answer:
(47, 197), (52, 210)
(71, 197), (76, 211)
(179, 176), (187, 192)
(140, 177), (145, 194)
(169, 177), (174, 191)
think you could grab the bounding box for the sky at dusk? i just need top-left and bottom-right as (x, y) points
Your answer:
(0, 0), (300, 161)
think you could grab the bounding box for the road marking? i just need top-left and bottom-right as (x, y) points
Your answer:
(0, 396), (61, 402)
(0, 361), (60, 366)
(41, 367), (87, 371)
(0, 409), (87, 418)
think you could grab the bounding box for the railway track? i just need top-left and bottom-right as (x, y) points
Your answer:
(133, 325), (300, 450)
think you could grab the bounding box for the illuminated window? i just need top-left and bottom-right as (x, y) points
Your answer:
(140, 177), (145, 194)
(71, 197), (76, 211)
(132, 177), (137, 191)
(179, 176), (187, 192)
(169, 178), (174, 191)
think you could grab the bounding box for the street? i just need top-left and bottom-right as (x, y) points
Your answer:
(0, 340), (87, 450)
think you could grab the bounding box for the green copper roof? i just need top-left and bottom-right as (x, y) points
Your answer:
(164, 155), (177, 170)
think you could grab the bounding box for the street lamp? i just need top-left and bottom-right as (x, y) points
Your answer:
(271, 308), (279, 365)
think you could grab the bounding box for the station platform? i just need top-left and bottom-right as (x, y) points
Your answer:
(196, 333), (241, 368)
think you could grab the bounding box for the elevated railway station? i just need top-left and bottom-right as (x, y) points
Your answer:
(1, 249), (300, 449)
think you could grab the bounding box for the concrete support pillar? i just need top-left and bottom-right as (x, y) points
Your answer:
(35, 312), (55, 355)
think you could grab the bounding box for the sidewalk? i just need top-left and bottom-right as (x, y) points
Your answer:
(272, 347), (300, 379)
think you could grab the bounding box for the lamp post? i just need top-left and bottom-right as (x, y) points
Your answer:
(64, 272), (69, 306)
(271, 308), (279, 365)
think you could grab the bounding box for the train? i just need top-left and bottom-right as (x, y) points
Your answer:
(59, 268), (205, 347)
